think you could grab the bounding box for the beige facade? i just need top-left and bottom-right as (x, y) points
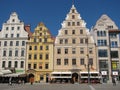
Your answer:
(54, 5), (97, 74)
(26, 22), (54, 82)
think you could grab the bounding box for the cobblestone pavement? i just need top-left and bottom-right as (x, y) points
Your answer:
(0, 83), (120, 90)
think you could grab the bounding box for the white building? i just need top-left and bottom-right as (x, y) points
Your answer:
(0, 12), (31, 73)
(90, 14), (120, 82)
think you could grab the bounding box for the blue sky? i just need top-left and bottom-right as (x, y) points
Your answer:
(0, 0), (120, 36)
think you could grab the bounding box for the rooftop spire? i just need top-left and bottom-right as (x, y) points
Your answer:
(72, 0), (75, 5)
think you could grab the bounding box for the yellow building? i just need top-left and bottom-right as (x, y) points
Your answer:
(26, 22), (54, 83)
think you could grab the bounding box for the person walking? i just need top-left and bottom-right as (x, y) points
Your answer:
(112, 77), (116, 86)
(9, 77), (12, 85)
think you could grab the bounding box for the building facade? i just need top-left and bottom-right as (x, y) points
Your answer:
(53, 5), (97, 82)
(26, 22), (54, 82)
(90, 14), (120, 82)
(0, 12), (30, 73)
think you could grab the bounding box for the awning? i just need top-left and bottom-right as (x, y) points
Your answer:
(51, 72), (62, 74)
(51, 72), (72, 74)
(80, 71), (99, 74)
(4, 73), (26, 77)
(0, 70), (12, 75)
(0, 72), (3, 76)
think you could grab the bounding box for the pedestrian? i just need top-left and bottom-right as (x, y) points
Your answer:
(112, 77), (116, 86)
(9, 77), (12, 85)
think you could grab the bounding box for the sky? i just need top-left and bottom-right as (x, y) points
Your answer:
(0, 0), (120, 37)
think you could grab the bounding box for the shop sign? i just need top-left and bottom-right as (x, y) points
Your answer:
(101, 71), (107, 75)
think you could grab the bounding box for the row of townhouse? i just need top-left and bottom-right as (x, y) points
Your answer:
(0, 4), (120, 83)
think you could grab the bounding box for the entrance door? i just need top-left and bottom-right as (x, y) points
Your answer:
(72, 73), (79, 83)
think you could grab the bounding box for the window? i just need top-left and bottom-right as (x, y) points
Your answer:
(5, 34), (8, 38)
(97, 40), (107, 46)
(28, 64), (31, 69)
(65, 39), (68, 44)
(99, 60), (108, 70)
(34, 46), (37, 50)
(45, 64), (49, 69)
(80, 29), (83, 34)
(16, 41), (19, 46)
(39, 63), (42, 69)
(65, 48), (68, 54)
(72, 30), (75, 34)
(11, 34), (14, 38)
(11, 27), (14, 30)
(97, 31), (106, 36)
(34, 64), (37, 69)
(111, 41), (118, 47)
(89, 58), (93, 65)
(111, 51), (118, 58)
(80, 48), (84, 54)
(72, 15), (75, 19)
(34, 38), (37, 42)
(72, 9), (75, 13)
(21, 50), (24, 56)
(57, 59), (61, 65)
(39, 54), (42, 59)
(21, 61), (24, 68)
(109, 33), (117, 38)
(77, 22), (80, 26)
(72, 59), (76, 65)
(12, 19), (15, 22)
(4, 41), (7, 46)
(9, 50), (12, 56)
(15, 50), (18, 56)
(80, 58), (84, 65)
(46, 46), (49, 50)
(28, 54), (32, 59)
(64, 59), (68, 65)
(107, 25), (113, 29)
(8, 61), (12, 68)
(17, 34), (19, 37)
(72, 22), (75, 26)
(57, 48), (61, 54)
(22, 41), (25, 46)
(72, 48), (76, 54)
(17, 26), (20, 30)
(29, 46), (32, 50)
(72, 39), (76, 44)
(40, 33), (42, 36)
(34, 54), (37, 60)
(6, 27), (8, 30)
(3, 50), (6, 56)
(68, 22), (71, 26)
(45, 54), (49, 60)
(14, 61), (18, 68)
(39, 38), (42, 42)
(80, 39), (83, 44)
(89, 48), (93, 54)
(65, 30), (68, 35)
(2, 61), (6, 68)
(44, 38), (47, 42)
(60, 39), (63, 44)
(10, 41), (13, 46)
(98, 49), (108, 57)
(112, 61), (118, 70)
(40, 46), (43, 50)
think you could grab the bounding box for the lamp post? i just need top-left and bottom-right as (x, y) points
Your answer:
(86, 37), (90, 84)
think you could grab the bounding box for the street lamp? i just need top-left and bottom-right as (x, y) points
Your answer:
(86, 37), (90, 84)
